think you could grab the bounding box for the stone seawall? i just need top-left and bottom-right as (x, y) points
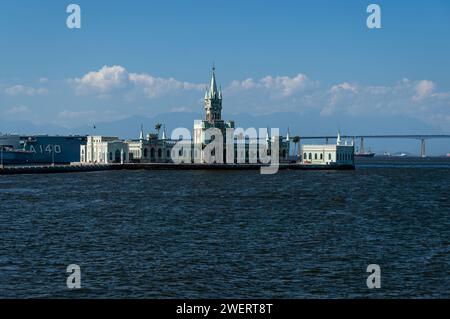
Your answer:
(0, 163), (355, 175)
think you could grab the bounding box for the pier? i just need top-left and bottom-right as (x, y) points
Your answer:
(0, 162), (355, 175)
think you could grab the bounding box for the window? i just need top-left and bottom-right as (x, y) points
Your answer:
(151, 148), (155, 158)
(114, 149), (121, 162)
(158, 148), (162, 158)
(309, 153), (312, 160)
(314, 153), (317, 160)
(144, 148), (148, 158)
(109, 152), (113, 161)
(320, 153), (323, 160)
(304, 153), (307, 159)
(328, 153), (331, 160)
(167, 150), (170, 158)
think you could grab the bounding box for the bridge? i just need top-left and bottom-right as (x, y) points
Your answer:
(295, 134), (450, 157)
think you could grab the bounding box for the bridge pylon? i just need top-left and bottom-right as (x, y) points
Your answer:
(420, 139), (426, 158)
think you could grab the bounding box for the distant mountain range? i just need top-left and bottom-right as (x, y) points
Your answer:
(1, 111), (448, 155)
(0, 111), (443, 139)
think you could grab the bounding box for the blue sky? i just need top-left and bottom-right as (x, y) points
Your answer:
(1, 0), (450, 148)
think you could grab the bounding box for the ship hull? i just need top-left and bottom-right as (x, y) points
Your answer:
(1, 136), (86, 165)
(0, 150), (35, 165)
(355, 152), (375, 158)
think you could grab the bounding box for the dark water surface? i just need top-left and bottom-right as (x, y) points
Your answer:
(0, 158), (449, 298)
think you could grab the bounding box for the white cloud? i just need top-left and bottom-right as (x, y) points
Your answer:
(4, 85), (48, 96)
(71, 65), (129, 94)
(5, 105), (29, 114)
(129, 73), (204, 98)
(330, 82), (358, 94)
(413, 80), (435, 101)
(226, 73), (315, 97)
(261, 74), (313, 97)
(70, 65), (204, 98)
(317, 78), (450, 129)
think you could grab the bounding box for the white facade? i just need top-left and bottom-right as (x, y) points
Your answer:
(80, 136), (129, 164)
(80, 133), (176, 164)
(301, 143), (354, 165)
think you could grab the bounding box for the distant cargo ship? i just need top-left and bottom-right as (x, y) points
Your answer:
(354, 147), (375, 158)
(0, 135), (86, 165)
(354, 151), (375, 158)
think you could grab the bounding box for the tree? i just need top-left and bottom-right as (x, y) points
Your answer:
(155, 123), (162, 137)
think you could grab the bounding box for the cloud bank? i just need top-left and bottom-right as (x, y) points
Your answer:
(1, 65), (449, 131)
(70, 65), (205, 98)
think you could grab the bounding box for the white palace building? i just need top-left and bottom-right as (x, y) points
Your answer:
(80, 66), (353, 166)
(301, 133), (355, 166)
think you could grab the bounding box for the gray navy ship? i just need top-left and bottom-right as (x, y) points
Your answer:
(0, 134), (86, 165)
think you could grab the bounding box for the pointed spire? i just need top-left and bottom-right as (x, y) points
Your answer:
(286, 127), (290, 142)
(336, 130), (341, 146)
(140, 124), (144, 140)
(162, 124), (166, 140)
(209, 64), (218, 99)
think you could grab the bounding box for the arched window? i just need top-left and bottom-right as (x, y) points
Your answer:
(150, 148), (155, 158)
(328, 153), (331, 160)
(314, 153), (317, 160)
(320, 153), (323, 160)
(304, 153), (307, 159)
(282, 150), (286, 158)
(109, 152), (113, 161)
(309, 153), (312, 160)
(167, 150), (170, 158)
(158, 148), (162, 158)
(144, 148), (148, 158)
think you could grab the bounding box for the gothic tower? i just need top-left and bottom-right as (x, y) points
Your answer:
(204, 66), (222, 123)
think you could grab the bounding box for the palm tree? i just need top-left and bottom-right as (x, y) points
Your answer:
(155, 123), (162, 137)
(292, 136), (300, 158)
